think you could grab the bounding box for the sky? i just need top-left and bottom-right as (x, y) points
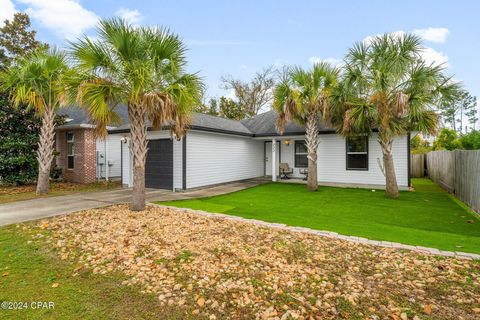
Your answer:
(1, 0), (479, 119)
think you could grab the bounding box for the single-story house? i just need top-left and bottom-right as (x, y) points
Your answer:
(55, 106), (411, 190)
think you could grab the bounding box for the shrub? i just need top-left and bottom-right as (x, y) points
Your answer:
(459, 130), (480, 150)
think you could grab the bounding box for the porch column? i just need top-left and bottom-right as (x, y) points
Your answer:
(272, 138), (277, 182)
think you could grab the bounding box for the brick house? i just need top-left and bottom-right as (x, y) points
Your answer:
(55, 127), (97, 184)
(55, 106), (128, 184)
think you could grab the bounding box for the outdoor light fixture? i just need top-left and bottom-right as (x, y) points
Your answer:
(284, 139), (290, 146)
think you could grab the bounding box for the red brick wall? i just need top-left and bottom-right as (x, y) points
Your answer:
(55, 128), (97, 184)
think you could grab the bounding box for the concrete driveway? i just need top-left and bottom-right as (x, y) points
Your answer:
(0, 179), (263, 226)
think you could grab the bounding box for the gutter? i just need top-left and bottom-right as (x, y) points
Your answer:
(57, 124), (116, 130)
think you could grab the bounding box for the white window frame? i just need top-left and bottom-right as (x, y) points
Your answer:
(346, 136), (368, 171)
(67, 132), (74, 170)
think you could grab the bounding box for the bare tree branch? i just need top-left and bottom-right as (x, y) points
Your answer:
(221, 65), (277, 116)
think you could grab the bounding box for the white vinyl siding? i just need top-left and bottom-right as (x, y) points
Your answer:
(121, 137), (132, 187)
(96, 134), (123, 179)
(173, 138), (183, 189)
(119, 129), (408, 190)
(185, 131), (264, 189)
(280, 133), (408, 188)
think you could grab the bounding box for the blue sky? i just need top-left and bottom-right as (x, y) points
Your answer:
(2, 0), (479, 110)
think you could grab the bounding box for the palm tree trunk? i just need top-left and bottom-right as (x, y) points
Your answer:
(36, 106), (56, 195)
(380, 138), (399, 198)
(128, 103), (148, 211)
(305, 109), (319, 191)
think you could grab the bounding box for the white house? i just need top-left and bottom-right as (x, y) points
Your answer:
(55, 106), (411, 190)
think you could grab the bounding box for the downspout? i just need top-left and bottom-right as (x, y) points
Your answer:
(182, 136), (187, 190)
(407, 132), (411, 187)
(105, 138), (109, 181)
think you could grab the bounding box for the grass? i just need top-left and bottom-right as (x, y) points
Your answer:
(0, 181), (121, 204)
(159, 178), (480, 254)
(0, 223), (192, 319)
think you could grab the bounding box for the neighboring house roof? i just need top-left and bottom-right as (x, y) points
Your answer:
(57, 105), (335, 136)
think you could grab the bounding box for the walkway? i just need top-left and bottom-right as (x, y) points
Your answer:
(0, 179), (263, 226)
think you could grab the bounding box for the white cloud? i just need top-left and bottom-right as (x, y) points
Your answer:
(0, 0), (16, 26)
(363, 30), (406, 45)
(309, 56), (343, 66)
(413, 27), (449, 43)
(362, 30), (449, 67)
(18, 0), (99, 39)
(420, 47), (449, 67)
(115, 8), (143, 25)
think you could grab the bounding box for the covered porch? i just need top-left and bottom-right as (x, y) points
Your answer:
(258, 136), (308, 182)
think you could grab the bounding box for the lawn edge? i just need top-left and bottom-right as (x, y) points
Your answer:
(148, 203), (480, 261)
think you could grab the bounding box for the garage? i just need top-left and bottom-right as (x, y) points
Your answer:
(145, 139), (173, 189)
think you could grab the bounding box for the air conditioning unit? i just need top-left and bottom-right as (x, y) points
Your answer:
(97, 151), (106, 165)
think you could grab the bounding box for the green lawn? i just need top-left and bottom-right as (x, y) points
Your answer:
(0, 181), (121, 204)
(0, 224), (186, 319)
(160, 179), (480, 254)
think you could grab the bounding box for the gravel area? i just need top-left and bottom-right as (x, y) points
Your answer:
(42, 204), (480, 319)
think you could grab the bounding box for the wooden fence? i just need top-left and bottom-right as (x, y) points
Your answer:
(416, 150), (480, 213)
(410, 154), (425, 178)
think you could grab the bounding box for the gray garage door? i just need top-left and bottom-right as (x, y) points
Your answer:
(145, 139), (173, 189)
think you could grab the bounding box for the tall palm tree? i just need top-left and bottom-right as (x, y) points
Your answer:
(68, 18), (203, 211)
(0, 48), (69, 194)
(329, 33), (459, 198)
(273, 63), (339, 191)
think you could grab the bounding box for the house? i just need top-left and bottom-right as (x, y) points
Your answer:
(55, 106), (411, 190)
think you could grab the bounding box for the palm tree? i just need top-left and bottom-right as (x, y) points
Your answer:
(0, 48), (69, 194)
(329, 33), (459, 198)
(273, 63), (339, 191)
(68, 18), (203, 211)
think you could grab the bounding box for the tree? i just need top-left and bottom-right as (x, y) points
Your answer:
(439, 98), (459, 132)
(68, 18), (203, 211)
(273, 62), (339, 191)
(464, 94), (478, 131)
(221, 65), (276, 117)
(0, 48), (70, 194)
(0, 12), (46, 185)
(194, 97), (219, 116)
(329, 34), (459, 198)
(410, 135), (431, 154)
(194, 96), (249, 120)
(0, 13), (44, 68)
(0, 94), (41, 184)
(218, 97), (244, 120)
(439, 89), (477, 133)
(433, 128), (460, 150)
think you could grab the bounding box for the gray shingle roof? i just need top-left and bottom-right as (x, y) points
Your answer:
(241, 110), (335, 136)
(57, 105), (334, 136)
(58, 105), (129, 126)
(58, 105), (252, 135)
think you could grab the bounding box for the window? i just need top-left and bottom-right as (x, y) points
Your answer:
(346, 136), (368, 170)
(67, 132), (74, 169)
(295, 141), (308, 168)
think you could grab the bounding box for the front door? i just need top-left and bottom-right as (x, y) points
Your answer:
(265, 141), (280, 176)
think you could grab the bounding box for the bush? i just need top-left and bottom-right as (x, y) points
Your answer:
(0, 93), (41, 185)
(433, 128), (461, 151)
(459, 130), (480, 150)
(410, 135), (432, 154)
